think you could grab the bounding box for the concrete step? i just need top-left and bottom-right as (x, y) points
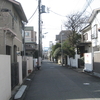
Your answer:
(14, 85), (27, 100)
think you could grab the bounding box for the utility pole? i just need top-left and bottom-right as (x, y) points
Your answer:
(38, 0), (41, 67)
(61, 25), (64, 66)
(38, 1), (48, 67)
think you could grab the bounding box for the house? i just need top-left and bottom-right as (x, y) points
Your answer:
(55, 30), (71, 43)
(55, 30), (71, 65)
(0, 1), (30, 100)
(25, 26), (37, 56)
(0, 0), (28, 62)
(79, 8), (100, 75)
(77, 24), (92, 57)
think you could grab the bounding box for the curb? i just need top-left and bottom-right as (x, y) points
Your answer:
(9, 71), (36, 100)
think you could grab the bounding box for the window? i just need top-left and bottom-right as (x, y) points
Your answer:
(25, 32), (29, 36)
(92, 24), (98, 39)
(83, 33), (88, 40)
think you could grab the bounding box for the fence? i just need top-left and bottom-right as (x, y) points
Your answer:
(22, 61), (27, 79)
(11, 62), (19, 90)
(67, 54), (80, 68)
(26, 57), (33, 76)
(0, 55), (11, 100)
(0, 55), (33, 100)
(93, 51), (100, 76)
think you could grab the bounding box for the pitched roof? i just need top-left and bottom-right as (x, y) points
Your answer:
(88, 7), (100, 23)
(81, 8), (100, 32)
(7, 0), (28, 23)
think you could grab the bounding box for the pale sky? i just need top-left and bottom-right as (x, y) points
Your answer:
(17, 0), (100, 48)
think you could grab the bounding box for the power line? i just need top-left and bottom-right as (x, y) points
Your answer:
(86, 0), (100, 25)
(49, 0), (93, 19)
(45, 0), (92, 19)
(50, 10), (66, 17)
(77, 0), (93, 18)
(86, 0), (94, 11)
(28, 6), (38, 21)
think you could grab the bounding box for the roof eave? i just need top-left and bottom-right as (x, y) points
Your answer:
(80, 24), (91, 32)
(8, 0), (28, 23)
(88, 8), (100, 23)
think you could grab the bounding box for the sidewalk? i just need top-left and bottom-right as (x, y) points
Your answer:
(66, 65), (96, 77)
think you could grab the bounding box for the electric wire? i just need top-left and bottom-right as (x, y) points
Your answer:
(76, 0), (93, 21)
(50, 10), (66, 17)
(49, 0), (93, 19)
(86, 0), (93, 11)
(86, 0), (100, 26)
(28, 6), (38, 21)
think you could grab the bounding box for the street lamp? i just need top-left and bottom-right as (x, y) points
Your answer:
(42, 32), (48, 38)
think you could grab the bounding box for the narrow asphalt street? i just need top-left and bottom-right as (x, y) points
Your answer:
(23, 60), (100, 100)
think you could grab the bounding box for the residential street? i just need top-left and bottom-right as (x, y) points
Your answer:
(23, 60), (100, 100)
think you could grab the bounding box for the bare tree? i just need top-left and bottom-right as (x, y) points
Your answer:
(64, 12), (89, 46)
(65, 12), (88, 32)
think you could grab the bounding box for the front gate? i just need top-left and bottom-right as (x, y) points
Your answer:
(11, 62), (19, 90)
(22, 61), (27, 79)
(94, 52), (100, 73)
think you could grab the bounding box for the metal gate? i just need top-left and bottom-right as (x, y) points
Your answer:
(22, 61), (27, 79)
(94, 52), (100, 73)
(11, 62), (19, 90)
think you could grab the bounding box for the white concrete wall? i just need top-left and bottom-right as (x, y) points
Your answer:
(70, 58), (76, 67)
(17, 56), (23, 85)
(29, 57), (33, 71)
(76, 55), (80, 68)
(67, 54), (80, 68)
(0, 55), (11, 100)
(84, 53), (93, 72)
(26, 57), (33, 76)
(33, 58), (37, 67)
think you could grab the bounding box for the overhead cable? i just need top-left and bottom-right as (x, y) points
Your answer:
(86, 0), (100, 25)
(50, 10), (66, 17)
(28, 6), (38, 21)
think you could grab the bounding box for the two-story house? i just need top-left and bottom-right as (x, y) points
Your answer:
(79, 8), (100, 75)
(0, 0), (28, 62)
(0, 0), (28, 91)
(25, 26), (37, 56)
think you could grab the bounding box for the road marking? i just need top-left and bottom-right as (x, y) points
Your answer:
(83, 83), (90, 85)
